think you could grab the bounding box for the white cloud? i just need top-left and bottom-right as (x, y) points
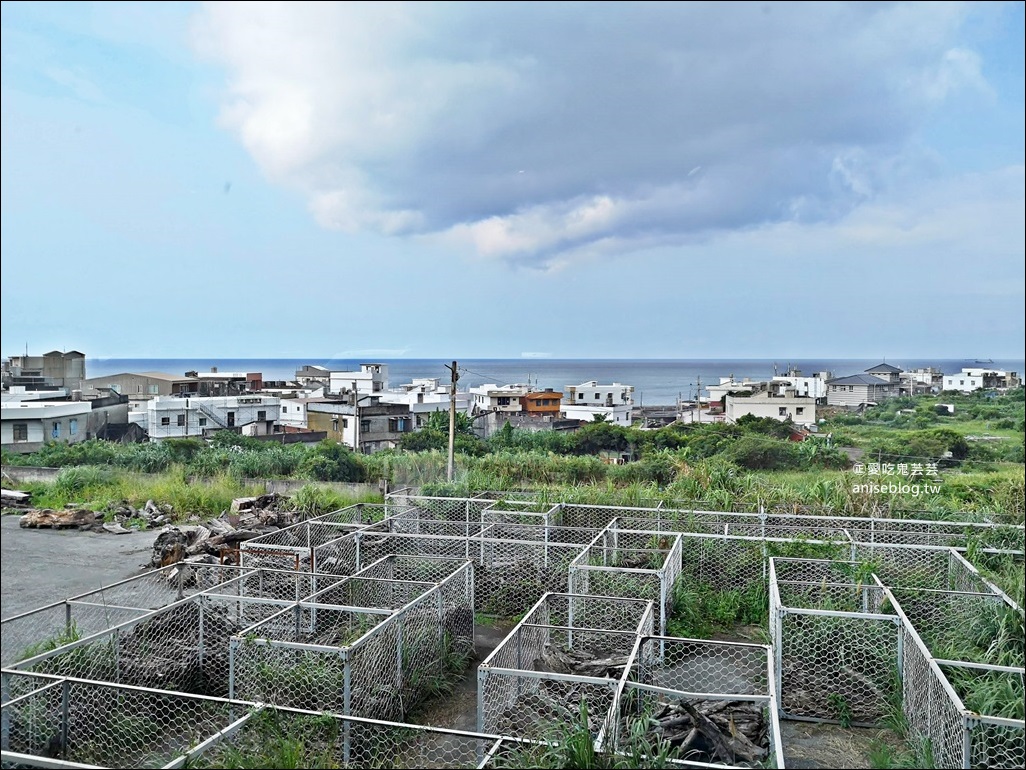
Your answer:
(192, 1), (1002, 267)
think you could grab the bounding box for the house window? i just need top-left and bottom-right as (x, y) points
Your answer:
(161, 417), (170, 426)
(848, 386), (854, 392)
(199, 418), (207, 427)
(257, 410), (266, 421)
(796, 407), (804, 416)
(13, 423), (28, 441)
(778, 407), (787, 416)
(342, 418), (349, 428)
(177, 414), (186, 426)
(282, 406), (288, 413)
(361, 419), (371, 433)
(69, 419), (78, 436)
(149, 385), (159, 394)
(332, 418), (339, 432)
(52, 422), (61, 438)
(497, 397), (511, 406)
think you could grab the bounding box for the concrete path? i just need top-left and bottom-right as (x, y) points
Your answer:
(1, 514), (153, 619)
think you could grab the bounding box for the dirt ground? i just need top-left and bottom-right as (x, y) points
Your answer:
(780, 720), (902, 769)
(409, 619), (517, 733)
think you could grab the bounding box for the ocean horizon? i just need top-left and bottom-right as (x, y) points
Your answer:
(83, 357), (1026, 407)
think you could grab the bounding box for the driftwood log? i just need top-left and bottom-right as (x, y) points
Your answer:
(19, 509), (98, 529)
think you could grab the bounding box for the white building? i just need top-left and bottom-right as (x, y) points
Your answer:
(277, 397), (317, 430)
(379, 378), (472, 428)
(469, 383), (529, 414)
(942, 368), (1021, 393)
(1, 393), (130, 453)
(328, 364), (389, 397)
(706, 377), (768, 406)
(562, 381), (635, 426)
(724, 392), (817, 427)
(2, 401), (92, 453)
(139, 395), (280, 440)
(770, 370), (832, 401)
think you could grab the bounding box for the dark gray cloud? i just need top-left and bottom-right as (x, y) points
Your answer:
(193, 1), (991, 265)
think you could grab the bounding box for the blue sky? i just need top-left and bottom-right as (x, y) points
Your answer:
(2, 1), (1023, 359)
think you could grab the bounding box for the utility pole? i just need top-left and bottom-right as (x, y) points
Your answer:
(352, 380), (359, 454)
(696, 375), (702, 424)
(445, 361), (459, 482)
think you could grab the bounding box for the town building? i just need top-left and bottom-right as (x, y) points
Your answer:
(863, 362), (903, 384)
(80, 371), (200, 408)
(522, 389), (563, 417)
(135, 395), (280, 440)
(1, 350), (86, 393)
(562, 381), (634, 426)
(306, 396), (412, 453)
(379, 377), (471, 428)
(295, 365), (331, 388)
(706, 377), (768, 407)
(724, 391), (817, 427)
(327, 364), (389, 397)
(770, 369), (833, 402)
(901, 367), (944, 394)
(184, 369), (263, 395)
(469, 384), (529, 415)
(1, 392), (130, 454)
(942, 368), (1021, 393)
(826, 370), (900, 408)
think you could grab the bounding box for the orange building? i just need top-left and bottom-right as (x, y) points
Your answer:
(522, 389), (563, 416)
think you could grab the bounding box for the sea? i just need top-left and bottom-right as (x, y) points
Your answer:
(83, 358), (1026, 407)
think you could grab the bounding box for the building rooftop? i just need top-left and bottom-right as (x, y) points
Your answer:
(827, 374), (892, 386)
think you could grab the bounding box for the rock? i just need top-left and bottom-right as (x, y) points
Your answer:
(20, 509), (98, 529)
(151, 527), (190, 567)
(102, 522), (134, 535)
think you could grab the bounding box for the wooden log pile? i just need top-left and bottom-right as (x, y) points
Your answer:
(491, 644), (772, 766)
(645, 698), (768, 765)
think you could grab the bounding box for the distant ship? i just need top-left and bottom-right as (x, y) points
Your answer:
(974, 359), (994, 364)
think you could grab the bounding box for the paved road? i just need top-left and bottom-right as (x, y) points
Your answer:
(1, 514), (154, 619)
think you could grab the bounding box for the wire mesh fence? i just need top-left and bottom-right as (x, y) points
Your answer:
(0, 672), (514, 769)
(612, 636), (782, 767)
(568, 526), (682, 636)
(6, 492), (1026, 769)
(477, 593), (653, 744)
(770, 558), (901, 726)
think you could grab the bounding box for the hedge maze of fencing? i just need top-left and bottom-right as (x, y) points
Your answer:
(2, 491), (1024, 768)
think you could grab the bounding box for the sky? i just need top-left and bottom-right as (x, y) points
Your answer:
(1, 1), (1024, 360)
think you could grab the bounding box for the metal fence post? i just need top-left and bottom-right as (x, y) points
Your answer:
(895, 618), (904, 686)
(228, 638), (236, 699)
(397, 621), (404, 704)
(477, 667), (487, 733)
(437, 589), (445, 677)
(64, 602), (72, 637)
(0, 672), (10, 752)
(60, 679), (70, 759)
(962, 717), (972, 769)
(343, 649), (351, 763)
(113, 628), (121, 683)
(198, 597), (205, 669)
(775, 609), (784, 713)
